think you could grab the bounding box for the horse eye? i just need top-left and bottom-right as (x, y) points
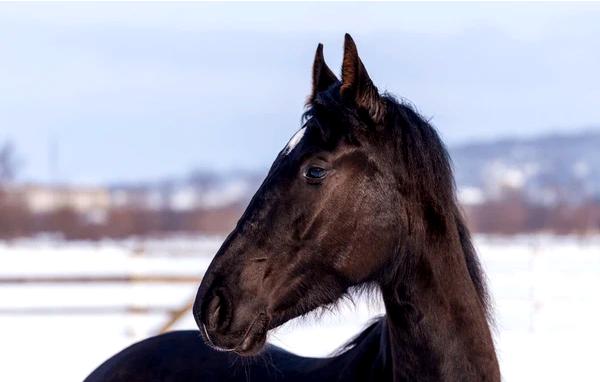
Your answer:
(304, 166), (327, 180)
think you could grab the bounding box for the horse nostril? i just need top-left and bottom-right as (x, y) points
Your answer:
(205, 291), (231, 331)
(207, 295), (221, 330)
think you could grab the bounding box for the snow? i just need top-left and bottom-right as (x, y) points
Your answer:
(198, 179), (251, 208)
(486, 161), (528, 191)
(458, 186), (485, 205)
(573, 160), (590, 178)
(1, 235), (600, 381)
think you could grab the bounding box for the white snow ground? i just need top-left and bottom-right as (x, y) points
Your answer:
(1, 235), (599, 382)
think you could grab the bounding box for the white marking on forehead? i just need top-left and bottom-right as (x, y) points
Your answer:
(283, 126), (306, 155)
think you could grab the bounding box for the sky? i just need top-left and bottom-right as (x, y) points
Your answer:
(1, 2), (600, 184)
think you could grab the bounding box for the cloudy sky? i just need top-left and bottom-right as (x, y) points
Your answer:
(1, 2), (600, 183)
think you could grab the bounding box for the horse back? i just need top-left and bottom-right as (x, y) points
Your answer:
(84, 330), (313, 382)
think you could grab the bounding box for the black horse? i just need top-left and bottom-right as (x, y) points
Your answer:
(86, 34), (500, 382)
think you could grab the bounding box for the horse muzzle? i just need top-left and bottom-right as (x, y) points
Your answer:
(194, 287), (271, 356)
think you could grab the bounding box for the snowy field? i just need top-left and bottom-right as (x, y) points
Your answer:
(1, 235), (599, 382)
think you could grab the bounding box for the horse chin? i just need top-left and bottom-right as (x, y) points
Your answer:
(234, 331), (267, 356)
(232, 312), (270, 356)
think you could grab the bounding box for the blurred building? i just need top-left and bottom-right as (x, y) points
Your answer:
(17, 185), (111, 214)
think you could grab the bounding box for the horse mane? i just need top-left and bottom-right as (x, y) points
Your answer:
(384, 96), (491, 319)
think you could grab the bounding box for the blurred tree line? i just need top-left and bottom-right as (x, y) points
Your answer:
(464, 189), (600, 235)
(0, 141), (18, 182)
(0, 141), (28, 238)
(0, 141), (243, 240)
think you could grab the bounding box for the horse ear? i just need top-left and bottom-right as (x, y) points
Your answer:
(340, 34), (385, 123)
(308, 43), (339, 104)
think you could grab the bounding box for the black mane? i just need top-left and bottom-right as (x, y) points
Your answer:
(385, 96), (491, 319)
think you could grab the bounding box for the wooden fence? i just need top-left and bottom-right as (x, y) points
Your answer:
(0, 273), (203, 334)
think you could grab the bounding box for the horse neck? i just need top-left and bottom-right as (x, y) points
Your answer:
(379, 222), (500, 382)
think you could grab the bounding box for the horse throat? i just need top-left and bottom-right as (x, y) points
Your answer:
(378, 229), (501, 382)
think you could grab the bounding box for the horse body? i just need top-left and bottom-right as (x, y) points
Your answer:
(85, 322), (390, 382)
(86, 34), (500, 382)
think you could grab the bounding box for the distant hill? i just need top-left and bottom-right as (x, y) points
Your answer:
(450, 129), (600, 205)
